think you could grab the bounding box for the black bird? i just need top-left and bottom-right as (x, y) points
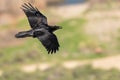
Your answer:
(15, 3), (62, 54)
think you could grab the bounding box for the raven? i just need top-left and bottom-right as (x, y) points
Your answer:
(15, 3), (62, 54)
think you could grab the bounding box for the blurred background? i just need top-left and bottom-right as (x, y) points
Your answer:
(0, 0), (120, 80)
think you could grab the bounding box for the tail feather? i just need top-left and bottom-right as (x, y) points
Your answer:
(15, 31), (32, 38)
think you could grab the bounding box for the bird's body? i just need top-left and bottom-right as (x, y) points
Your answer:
(15, 3), (61, 54)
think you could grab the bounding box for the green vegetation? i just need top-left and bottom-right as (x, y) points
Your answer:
(0, 1), (120, 80)
(0, 17), (106, 68)
(0, 11), (120, 80)
(0, 65), (120, 80)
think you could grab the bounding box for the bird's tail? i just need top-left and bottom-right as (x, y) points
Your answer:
(15, 31), (33, 38)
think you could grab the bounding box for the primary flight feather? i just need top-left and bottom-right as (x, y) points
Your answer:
(15, 3), (62, 54)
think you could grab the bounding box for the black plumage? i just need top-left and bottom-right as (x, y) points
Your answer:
(15, 3), (62, 54)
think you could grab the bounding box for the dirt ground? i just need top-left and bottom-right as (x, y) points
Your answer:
(20, 55), (120, 73)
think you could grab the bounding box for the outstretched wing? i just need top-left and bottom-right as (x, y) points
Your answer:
(21, 3), (47, 29)
(37, 30), (60, 54)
